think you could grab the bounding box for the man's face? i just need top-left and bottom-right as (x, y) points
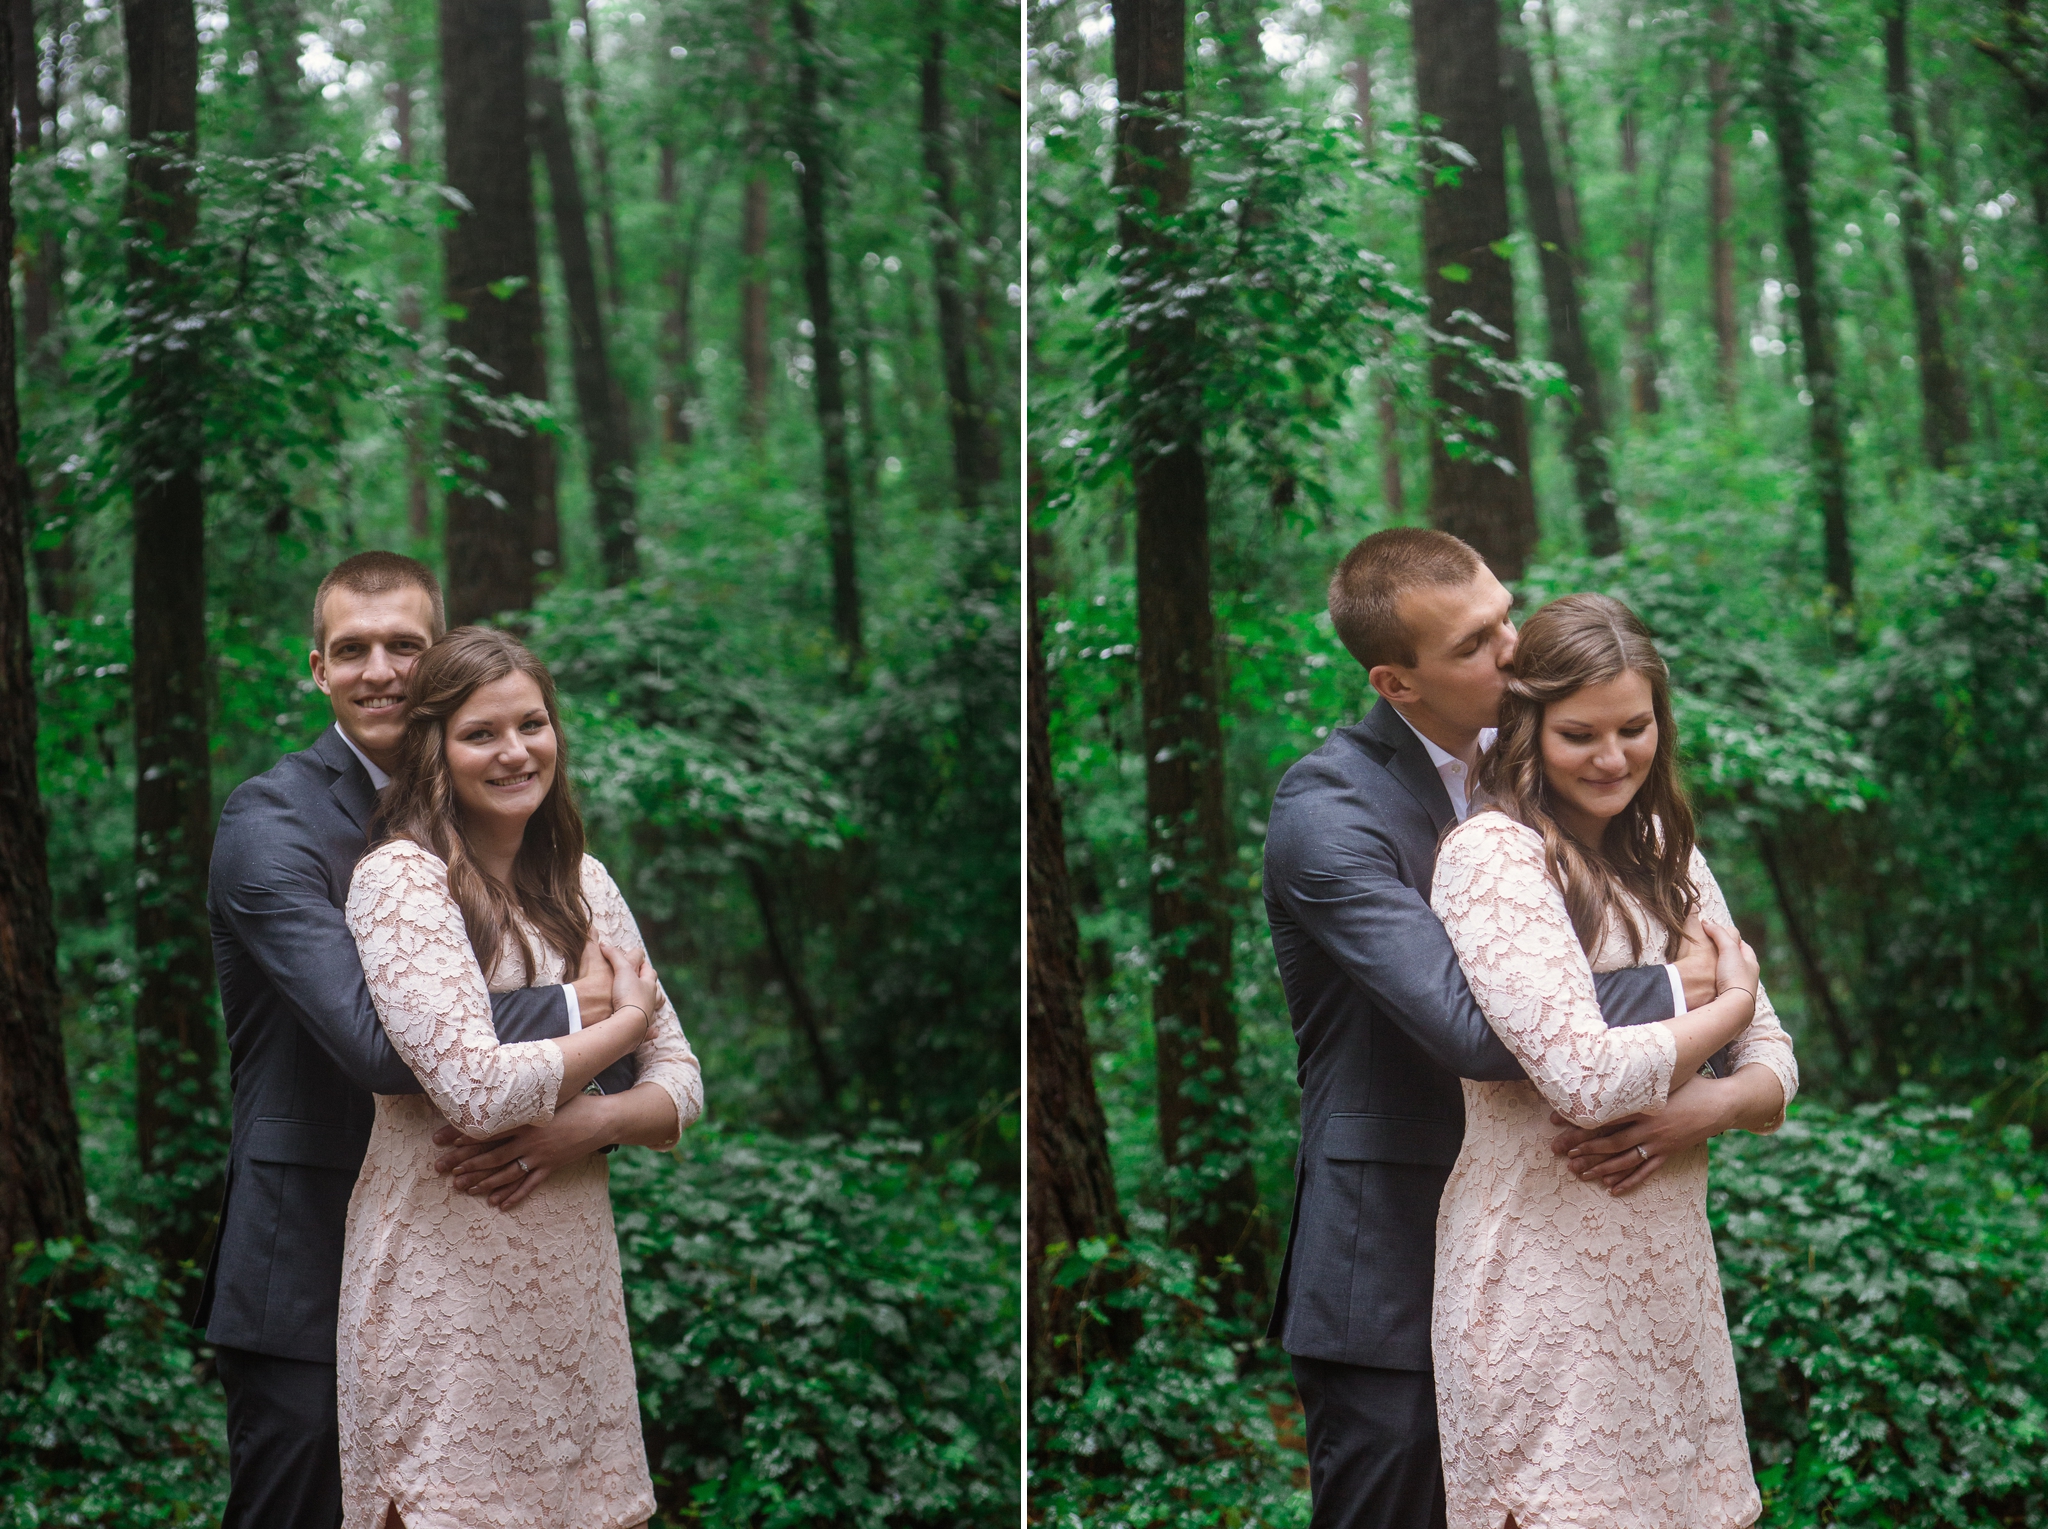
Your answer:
(1368, 569), (1519, 736)
(309, 585), (437, 765)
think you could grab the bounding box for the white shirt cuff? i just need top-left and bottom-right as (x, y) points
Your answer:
(558, 984), (581, 1034)
(1665, 963), (1688, 1018)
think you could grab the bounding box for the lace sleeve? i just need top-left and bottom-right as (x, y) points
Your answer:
(582, 856), (703, 1148)
(344, 840), (564, 1135)
(1431, 814), (1678, 1126)
(1691, 847), (1798, 1130)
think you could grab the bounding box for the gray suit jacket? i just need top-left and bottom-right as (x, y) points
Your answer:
(194, 725), (633, 1363)
(1262, 699), (1676, 1371)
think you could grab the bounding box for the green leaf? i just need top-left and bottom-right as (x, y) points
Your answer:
(1437, 262), (1472, 284)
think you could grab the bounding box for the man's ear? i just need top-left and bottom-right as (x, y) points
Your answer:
(1368, 663), (1416, 705)
(309, 647), (331, 695)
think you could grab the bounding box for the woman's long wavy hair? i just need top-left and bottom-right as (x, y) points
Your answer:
(372, 627), (591, 983)
(1472, 593), (1698, 962)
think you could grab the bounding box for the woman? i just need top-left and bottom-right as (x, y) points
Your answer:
(1428, 593), (1798, 1529)
(340, 627), (703, 1529)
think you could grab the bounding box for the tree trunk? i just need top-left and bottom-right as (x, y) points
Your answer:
(918, 3), (984, 515)
(238, 0), (304, 152)
(1503, 24), (1619, 556)
(787, 0), (861, 662)
(124, 0), (221, 1273)
(1708, 2), (1738, 407)
(740, 0), (772, 440)
(439, 0), (543, 626)
(656, 141), (713, 448)
(1113, 0), (1266, 1306)
(1764, 7), (1854, 607)
(1350, 35), (1406, 522)
(1534, 0), (1586, 262)
(527, 0), (638, 584)
(16, 0), (73, 618)
(0, 0), (93, 1371)
(1027, 533), (1138, 1394)
(572, 0), (623, 314)
(1620, 105), (1661, 418)
(1411, 0), (1537, 579)
(1884, 0), (1970, 471)
(1971, 0), (2048, 232)
(390, 78), (434, 543)
(847, 249), (883, 509)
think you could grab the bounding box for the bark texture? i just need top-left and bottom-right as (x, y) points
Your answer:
(1503, 25), (1618, 556)
(1113, 0), (1266, 1305)
(0, 0), (94, 1369)
(1765, 8), (1854, 606)
(1410, 0), (1537, 579)
(788, 0), (862, 660)
(15, 0), (73, 616)
(124, 0), (221, 1272)
(1620, 105), (1661, 418)
(528, 0), (639, 583)
(440, 0), (543, 625)
(918, 2), (985, 514)
(1027, 543), (1138, 1394)
(1884, 0), (1971, 470)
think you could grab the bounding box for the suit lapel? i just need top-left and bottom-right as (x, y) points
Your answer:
(1360, 698), (1457, 838)
(311, 725), (379, 834)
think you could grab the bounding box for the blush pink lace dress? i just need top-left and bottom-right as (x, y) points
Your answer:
(340, 839), (704, 1529)
(1428, 813), (1798, 1529)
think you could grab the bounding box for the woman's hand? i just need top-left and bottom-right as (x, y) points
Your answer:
(433, 1092), (620, 1207)
(603, 943), (659, 1041)
(1706, 920), (1760, 1004)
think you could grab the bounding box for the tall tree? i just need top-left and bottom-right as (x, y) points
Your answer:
(1533, 0), (1587, 260)
(1410, 0), (1537, 577)
(1027, 537), (1137, 1393)
(1111, 0), (1265, 1304)
(15, 0), (74, 616)
(572, 0), (624, 314)
(1707, 1), (1740, 406)
(1349, 35), (1405, 521)
(237, 0), (306, 153)
(1619, 99), (1661, 418)
(739, 0), (772, 440)
(528, 0), (639, 584)
(787, 0), (862, 660)
(657, 140), (716, 448)
(1884, 0), (1971, 470)
(1970, 0), (2048, 231)
(440, 0), (544, 625)
(918, 0), (985, 514)
(389, 74), (434, 543)
(124, 0), (220, 1270)
(1764, 5), (1854, 607)
(1503, 21), (1620, 556)
(0, 0), (93, 1364)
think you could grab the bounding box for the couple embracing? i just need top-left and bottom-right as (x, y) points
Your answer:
(195, 552), (702, 1529)
(1265, 529), (1799, 1529)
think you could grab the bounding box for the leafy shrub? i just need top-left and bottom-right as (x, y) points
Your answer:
(1714, 1097), (2048, 1528)
(1029, 1240), (1308, 1529)
(0, 1242), (226, 1528)
(614, 1124), (1020, 1527)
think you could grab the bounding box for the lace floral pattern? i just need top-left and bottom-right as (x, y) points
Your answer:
(338, 841), (703, 1529)
(1429, 813), (1798, 1529)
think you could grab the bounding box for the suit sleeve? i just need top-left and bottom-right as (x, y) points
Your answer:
(209, 786), (569, 1096)
(1265, 793), (1675, 1084)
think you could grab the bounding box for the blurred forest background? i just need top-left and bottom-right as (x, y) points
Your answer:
(0, 0), (1021, 1522)
(1027, 0), (2048, 1523)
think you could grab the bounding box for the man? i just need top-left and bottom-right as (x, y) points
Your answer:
(1262, 529), (1782, 1529)
(195, 552), (640, 1529)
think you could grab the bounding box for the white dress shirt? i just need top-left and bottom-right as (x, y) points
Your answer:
(332, 723), (579, 1032)
(1392, 709), (1687, 1016)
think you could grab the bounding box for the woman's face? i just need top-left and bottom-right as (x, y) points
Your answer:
(444, 671), (558, 835)
(1539, 669), (1658, 836)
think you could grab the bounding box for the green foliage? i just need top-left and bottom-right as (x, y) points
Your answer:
(1714, 1098), (2048, 1528)
(615, 1125), (1019, 1527)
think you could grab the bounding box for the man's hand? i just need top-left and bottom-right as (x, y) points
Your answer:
(431, 1092), (619, 1209)
(1548, 1064), (1787, 1195)
(570, 936), (614, 1028)
(1674, 915), (1717, 1011)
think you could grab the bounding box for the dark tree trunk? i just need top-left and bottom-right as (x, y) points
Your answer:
(124, 0), (221, 1273)
(390, 78), (433, 543)
(742, 859), (839, 1106)
(1411, 0), (1536, 579)
(740, 0), (771, 440)
(847, 248), (883, 509)
(1620, 105), (1661, 418)
(15, 0), (73, 618)
(787, 0), (861, 661)
(1112, 0), (1266, 1306)
(0, 0), (93, 1371)
(1351, 40), (1407, 521)
(572, 0), (624, 314)
(657, 142), (714, 448)
(1533, 0), (1586, 261)
(527, 0), (638, 584)
(1708, 4), (1738, 407)
(238, 0), (304, 152)
(1027, 534), (1138, 1394)
(439, 0), (543, 626)
(1503, 25), (1618, 556)
(1884, 0), (1970, 471)
(918, 3), (984, 515)
(1972, 0), (2048, 231)
(1765, 8), (1854, 607)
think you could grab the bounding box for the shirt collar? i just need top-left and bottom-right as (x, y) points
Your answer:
(332, 722), (391, 792)
(1390, 708), (1496, 770)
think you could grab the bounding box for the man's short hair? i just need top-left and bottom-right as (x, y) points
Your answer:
(312, 552), (447, 652)
(1327, 528), (1485, 671)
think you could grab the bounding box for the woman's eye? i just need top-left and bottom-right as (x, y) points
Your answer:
(1622, 726), (1649, 739)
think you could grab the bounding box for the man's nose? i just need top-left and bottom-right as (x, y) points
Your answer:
(362, 643), (396, 683)
(1497, 626), (1518, 666)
